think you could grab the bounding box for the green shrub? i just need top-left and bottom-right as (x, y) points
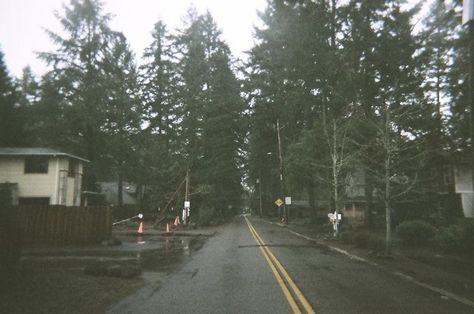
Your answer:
(353, 231), (386, 252)
(197, 206), (218, 226)
(436, 219), (474, 255)
(339, 229), (385, 252)
(396, 220), (437, 246)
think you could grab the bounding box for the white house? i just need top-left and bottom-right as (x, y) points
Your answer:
(0, 148), (89, 206)
(344, 160), (474, 219)
(99, 181), (140, 206)
(454, 164), (474, 218)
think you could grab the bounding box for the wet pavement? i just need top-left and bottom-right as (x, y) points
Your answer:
(108, 215), (474, 314)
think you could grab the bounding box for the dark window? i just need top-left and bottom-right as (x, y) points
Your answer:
(18, 197), (50, 206)
(24, 156), (49, 174)
(443, 165), (453, 185)
(68, 160), (77, 177)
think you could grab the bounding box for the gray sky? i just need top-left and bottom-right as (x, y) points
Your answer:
(0, 0), (267, 78)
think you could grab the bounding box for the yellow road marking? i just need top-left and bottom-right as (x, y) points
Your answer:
(245, 216), (316, 314)
(246, 219), (302, 313)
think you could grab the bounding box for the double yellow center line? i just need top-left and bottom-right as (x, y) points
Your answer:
(245, 216), (316, 314)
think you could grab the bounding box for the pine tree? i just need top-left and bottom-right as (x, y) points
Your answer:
(445, 2), (470, 151)
(246, 0), (347, 217)
(355, 0), (427, 253)
(174, 10), (244, 217)
(38, 0), (118, 190)
(138, 21), (183, 209)
(101, 33), (142, 205)
(0, 49), (24, 147)
(25, 72), (70, 149)
(141, 21), (179, 145)
(17, 66), (39, 107)
(419, 0), (456, 150)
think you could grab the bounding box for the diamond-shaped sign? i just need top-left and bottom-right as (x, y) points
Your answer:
(275, 198), (284, 207)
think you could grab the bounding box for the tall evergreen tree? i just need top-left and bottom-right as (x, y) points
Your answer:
(138, 21), (182, 209)
(174, 10), (244, 216)
(17, 66), (39, 107)
(101, 33), (142, 205)
(38, 0), (117, 190)
(0, 49), (24, 147)
(24, 72), (71, 149)
(444, 2), (470, 150)
(419, 0), (456, 150)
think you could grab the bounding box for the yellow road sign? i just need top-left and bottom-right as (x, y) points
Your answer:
(275, 198), (284, 207)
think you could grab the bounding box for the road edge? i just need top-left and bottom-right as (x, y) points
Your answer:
(262, 219), (474, 309)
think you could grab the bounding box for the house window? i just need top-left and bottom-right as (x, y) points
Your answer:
(68, 160), (77, 177)
(24, 156), (49, 174)
(443, 165), (453, 185)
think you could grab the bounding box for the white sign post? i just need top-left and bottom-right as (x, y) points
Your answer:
(328, 211), (342, 232)
(183, 201), (190, 225)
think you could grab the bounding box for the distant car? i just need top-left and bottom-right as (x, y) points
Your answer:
(239, 208), (251, 215)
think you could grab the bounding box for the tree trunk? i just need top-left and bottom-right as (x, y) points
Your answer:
(307, 177), (316, 219)
(85, 123), (97, 192)
(469, 21), (474, 206)
(118, 170), (123, 207)
(364, 168), (373, 227)
(332, 120), (340, 237)
(385, 200), (392, 256)
(385, 104), (392, 256)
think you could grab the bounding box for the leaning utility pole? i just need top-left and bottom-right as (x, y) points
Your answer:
(184, 168), (190, 225)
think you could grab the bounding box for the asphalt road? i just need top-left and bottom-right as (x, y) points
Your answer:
(109, 215), (474, 314)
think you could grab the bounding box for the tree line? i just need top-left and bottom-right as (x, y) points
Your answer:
(244, 0), (469, 253)
(0, 0), (471, 239)
(0, 0), (244, 219)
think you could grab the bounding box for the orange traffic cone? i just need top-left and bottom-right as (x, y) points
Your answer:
(137, 221), (144, 234)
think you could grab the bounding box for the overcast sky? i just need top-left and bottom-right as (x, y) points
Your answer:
(0, 0), (267, 78)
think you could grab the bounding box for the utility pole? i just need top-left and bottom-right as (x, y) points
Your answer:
(257, 175), (263, 217)
(469, 13), (474, 205)
(184, 168), (190, 225)
(464, 1), (474, 212)
(276, 119), (287, 223)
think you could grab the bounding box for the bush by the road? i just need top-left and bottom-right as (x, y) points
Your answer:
(435, 219), (474, 255)
(340, 229), (385, 252)
(198, 206), (219, 226)
(396, 220), (436, 247)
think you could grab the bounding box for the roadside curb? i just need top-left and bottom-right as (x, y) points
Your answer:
(263, 219), (474, 309)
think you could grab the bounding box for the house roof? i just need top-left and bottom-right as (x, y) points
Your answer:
(0, 147), (89, 162)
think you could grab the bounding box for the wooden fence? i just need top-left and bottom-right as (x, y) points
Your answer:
(12, 206), (112, 245)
